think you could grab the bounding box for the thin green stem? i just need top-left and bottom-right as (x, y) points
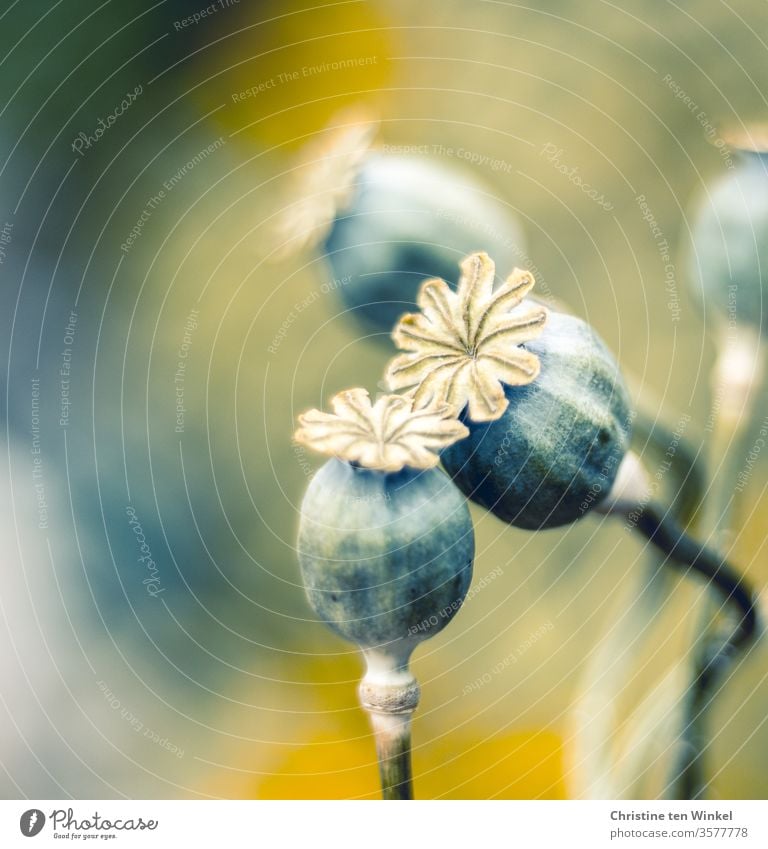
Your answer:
(633, 499), (758, 798)
(660, 331), (762, 798)
(359, 654), (419, 800)
(634, 502), (756, 653)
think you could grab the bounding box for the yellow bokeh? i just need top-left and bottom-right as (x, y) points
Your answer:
(209, 728), (566, 800)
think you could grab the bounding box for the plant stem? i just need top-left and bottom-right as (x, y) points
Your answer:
(706, 326), (764, 543)
(631, 498), (759, 798)
(666, 332), (763, 798)
(634, 501), (756, 654)
(631, 410), (707, 530)
(368, 711), (414, 799)
(359, 648), (420, 800)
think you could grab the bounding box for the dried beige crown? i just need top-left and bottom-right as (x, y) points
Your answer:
(294, 388), (469, 472)
(386, 251), (548, 422)
(273, 109), (377, 258)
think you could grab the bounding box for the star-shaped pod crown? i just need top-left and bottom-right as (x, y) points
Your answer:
(294, 388), (469, 472)
(385, 252), (548, 422)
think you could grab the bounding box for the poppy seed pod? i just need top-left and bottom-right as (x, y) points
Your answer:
(441, 310), (632, 529)
(298, 457), (474, 653)
(387, 252), (632, 530)
(687, 125), (768, 330)
(294, 388), (474, 798)
(272, 116), (526, 336)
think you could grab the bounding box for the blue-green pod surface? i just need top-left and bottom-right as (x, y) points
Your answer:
(298, 458), (474, 649)
(323, 154), (526, 334)
(687, 138), (768, 330)
(440, 311), (632, 530)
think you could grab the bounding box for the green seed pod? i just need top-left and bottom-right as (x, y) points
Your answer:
(295, 389), (473, 653)
(387, 252), (632, 530)
(298, 458), (474, 651)
(441, 310), (632, 529)
(294, 388), (474, 798)
(687, 126), (768, 330)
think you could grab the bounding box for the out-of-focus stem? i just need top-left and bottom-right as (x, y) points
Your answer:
(631, 409), (707, 530)
(633, 502), (756, 654)
(671, 326), (764, 798)
(602, 449), (759, 798)
(359, 649), (420, 800)
(706, 325), (764, 542)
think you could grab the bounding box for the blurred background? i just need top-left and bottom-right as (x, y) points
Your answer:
(1, 0), (767, 799)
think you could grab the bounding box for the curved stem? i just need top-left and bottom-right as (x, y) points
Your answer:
(667, 336), (756, 797)
(633, 500), (757, 658)
(631, 500), (758, 799)
(369, 712), (414, 799)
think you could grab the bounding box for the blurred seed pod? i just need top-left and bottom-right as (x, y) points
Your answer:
(687, 125), (768, 333)
(274, 118), (527, 336)
(325, 153), (527, 334)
